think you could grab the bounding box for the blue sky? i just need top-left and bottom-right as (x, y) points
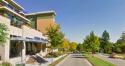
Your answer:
(15, 0), (125, 43)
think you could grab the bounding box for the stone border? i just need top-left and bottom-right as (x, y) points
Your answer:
(55, 54), (70, 66)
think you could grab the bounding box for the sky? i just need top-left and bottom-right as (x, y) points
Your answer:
(14, 0), (125, 43)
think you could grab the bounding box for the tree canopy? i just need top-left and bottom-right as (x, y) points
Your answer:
(114, 32), (125, 53)
(60, 39), (70, 51)
(76, 43), (84, 52)
(100, 30), (111, 53)
(83, 31), (100, 53)
(47, 25), (64, 48)
(69, 42), (77, 51)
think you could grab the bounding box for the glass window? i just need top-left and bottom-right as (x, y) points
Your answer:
(9, 40), (23, 58)
(10, 15), (22, 28)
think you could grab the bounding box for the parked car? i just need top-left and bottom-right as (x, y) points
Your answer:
(73, 50), (80, 54)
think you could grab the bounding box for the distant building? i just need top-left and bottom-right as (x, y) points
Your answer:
(26, 11), (56, 35)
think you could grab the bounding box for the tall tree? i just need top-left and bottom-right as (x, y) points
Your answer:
(47, 25), (64, 48)
(100, 30), (110, 53)
(76, 43), (84, 52)
(83, 31), (100, 53)
(60, 39), (70, 52)
(69, 42), (77, 51)
(115, 32), (125, 53)
(121, 32), (125, 40)
(0, 23), (8, 43)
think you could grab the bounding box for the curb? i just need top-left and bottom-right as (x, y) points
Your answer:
(84, 58), (93, 66)
(55, 54), (70, 66)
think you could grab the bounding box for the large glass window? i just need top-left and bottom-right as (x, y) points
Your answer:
(6, 4), (19, 13)
(9, 40), (23, 58)
(0, 11), (4, 15)
(0, 56), (1, 60)
(26, 42), (41, 55)
(27, 17), (37, 29)
(0, 2), (3, 7)
(0, 11), (24, 28)
(8, 14), (23, 28)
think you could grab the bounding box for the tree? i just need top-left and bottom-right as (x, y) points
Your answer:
(115, 32), (125, 53)
(69, 42), (77, 51)
(121, 32), (125, 40)
(104, 42), (114, 54)
(100, 30), (110, 53)
(60, 39), (70, 52)
(76, 44), (84, 52)
(113, 43), (122, 53)
(83, 31), (100, 53)
(0, 23), (8, 43)
(47, 25), (64, 48)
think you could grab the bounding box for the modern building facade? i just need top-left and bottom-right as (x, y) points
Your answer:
(0, 0), (52, 65)
(26, 11), (56, 35)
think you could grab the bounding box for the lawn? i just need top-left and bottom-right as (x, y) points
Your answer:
(84, 54), (116, 66)
(0, 62), (12, 66)
(0, 64), (11, 66)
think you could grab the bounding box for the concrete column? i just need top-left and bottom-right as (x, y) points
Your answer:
(0, 16), (11, 61)
(0, 43), (5, 60)
(0, 40), (10, 61)
(22, 41), (26, 63)
(45, 43), (48, 55)
(22, 21), (26, 63)
(4, 40), (10, 61)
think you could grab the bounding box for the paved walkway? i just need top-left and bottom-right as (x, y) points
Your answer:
(26, 54), (67, 66)
(95, 54), (125, 66)
(56, 54), (92, 66)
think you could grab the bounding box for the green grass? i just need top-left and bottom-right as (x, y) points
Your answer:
(0, 62), (12, 66)
(84, 54), (116, 66)
(0, 64), (11, 66)
(49, 55), (67, 66)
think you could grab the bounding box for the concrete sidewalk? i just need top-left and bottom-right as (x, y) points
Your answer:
(26, 54), (67, 66)
(56, 54), (92, 66)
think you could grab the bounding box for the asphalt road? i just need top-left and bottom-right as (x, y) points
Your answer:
(56, 54), (92, 66)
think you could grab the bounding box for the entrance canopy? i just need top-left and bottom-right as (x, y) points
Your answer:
(10, 35), (48, 43)
(10, 35), (24, 41)
(25, 37), (48, 43)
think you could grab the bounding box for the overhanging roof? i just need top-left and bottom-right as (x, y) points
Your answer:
(10, 36), (24, 41)
(25, 11), (56, 16)
(0, 6), (30, 22)
(3, 0), (24, 10)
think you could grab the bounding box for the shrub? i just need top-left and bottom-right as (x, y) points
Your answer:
(115, 48), (122, 53)
(46, 52), (63, 58)
(16, 64), (25, 66)
(1, 62), (12, 66)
